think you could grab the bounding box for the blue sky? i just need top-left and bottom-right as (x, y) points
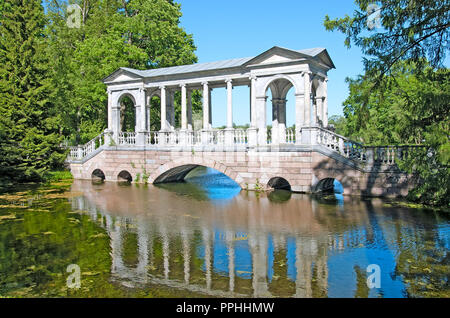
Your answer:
(178, 0), (366, 127)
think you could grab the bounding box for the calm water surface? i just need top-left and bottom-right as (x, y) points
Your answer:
(0, 167), (448, 298)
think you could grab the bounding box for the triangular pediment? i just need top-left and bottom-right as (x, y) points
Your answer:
(243, 46), (335, 70)
(243, 46), (309, 66)
(103, 68), (144, 83)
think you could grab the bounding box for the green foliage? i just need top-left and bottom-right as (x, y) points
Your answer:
(45, 0), (197, 143)
(340, 62), (449, 207)
(327, 115), (347, 136)
(324, 0), (449, 78)
(44, 170), (74, 182)
(325, 1), (449, 207)
(0, 0), (67, 182)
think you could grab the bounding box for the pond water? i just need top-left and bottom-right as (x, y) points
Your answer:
(0, 167), (448, 298)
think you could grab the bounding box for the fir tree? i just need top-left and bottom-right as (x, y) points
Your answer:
(0, 0), (66, 182)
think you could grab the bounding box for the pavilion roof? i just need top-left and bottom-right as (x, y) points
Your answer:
(105, 46), (334, 82)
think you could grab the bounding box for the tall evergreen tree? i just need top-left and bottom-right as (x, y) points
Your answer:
(0, 0), (66, 182)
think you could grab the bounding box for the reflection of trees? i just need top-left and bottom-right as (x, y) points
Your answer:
(268, 249), (295, 297)
(393, 213), (450, 297)
(122, 229), (138, 268)
(0, 201), (118, 297)
(353, 265), (370, 298)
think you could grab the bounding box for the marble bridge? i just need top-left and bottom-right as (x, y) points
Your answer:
(68, 46), (415, 197)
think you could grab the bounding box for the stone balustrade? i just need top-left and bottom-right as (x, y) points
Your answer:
(69, 132), (106, 160)
(68, 127), (420, 168)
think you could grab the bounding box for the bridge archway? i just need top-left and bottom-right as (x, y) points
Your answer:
(267, 177), (291, 191)
(150, 156), (241, 187)
(118, 170), (133, 183)
(313, 178), (344, 194)
(91, 169), (105, 181)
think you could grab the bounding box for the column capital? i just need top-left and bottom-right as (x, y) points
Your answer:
(201, 81), (209, 86)
(315, 96), (325, 101)
(159, 85), (166, 90)
(225, 78), (233, 84)
(179, 83), (187, 88)
(249, 75), (257, 81)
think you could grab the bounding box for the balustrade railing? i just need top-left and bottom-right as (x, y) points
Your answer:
(234, 129), (248, 144)
(286, 128), (296, 144)
(314, 127), (421, 165)
(69, 132), (106, 160)
(118, 132), (136, 145)
(69, 127), (419, 167)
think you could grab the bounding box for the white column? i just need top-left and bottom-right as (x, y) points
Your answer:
(225, 79), (234, 145)
(316, 96), (324, 127)
(303, 72), (311, 127)
(136, 88), (147, 145)
(107, 89), (113, 130)
(256, 96), (267, 145)
(248, 76), (258, 147)
(139, 88), (146, 131)
(278, 99), (287, 143)
(295, 93), (304, 144)
(250, 76), (257, 127)
(323, 79), (328, 128)
(180, 83), (187, 130)
(187, 89), (193, 130)
(146, 91), (151, 131)
(160, 86), (167, 131)
(312, 96), (318, 126)
(202, 82), (209, 130)
(226, 79), (233, 128)
(208, 88), (212, 129)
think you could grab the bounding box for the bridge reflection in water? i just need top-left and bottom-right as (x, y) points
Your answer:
(69, 167), (416, 297)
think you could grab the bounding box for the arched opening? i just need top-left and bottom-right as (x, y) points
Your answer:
(265, 77), (296, 144)
(154, 165), (241, 200)
(118, 170), (133, 183)
(91, 169), (105, 182)
(154, 164), (199, 184)
(119, 94), (136, 132)
(267, 177), (291, 191)
(313, 178), (343, 194)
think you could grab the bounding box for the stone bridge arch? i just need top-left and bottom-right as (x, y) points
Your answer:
(149, 155), (242, 187)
